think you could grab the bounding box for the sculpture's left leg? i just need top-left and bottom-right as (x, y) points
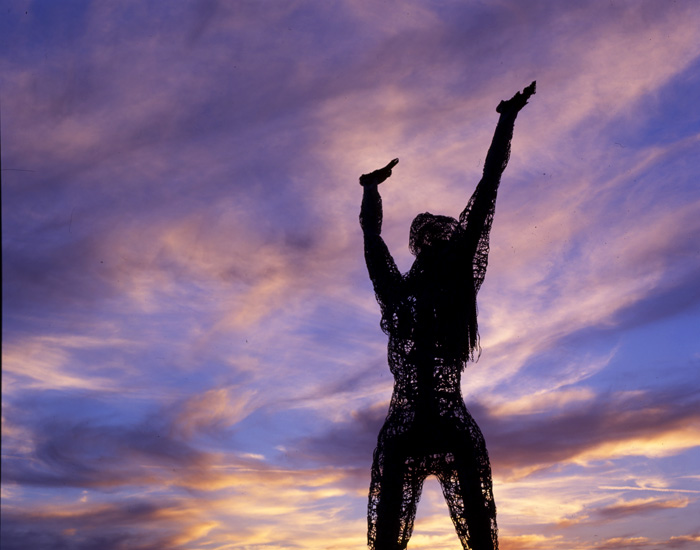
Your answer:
(438, 450), (498, 550)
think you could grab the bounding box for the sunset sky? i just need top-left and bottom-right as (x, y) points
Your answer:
(2, 1), (700, 549)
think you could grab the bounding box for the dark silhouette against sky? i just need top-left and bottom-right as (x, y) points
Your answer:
(360, 83), (536, 550)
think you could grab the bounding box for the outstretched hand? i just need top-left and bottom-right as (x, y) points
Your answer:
(360, 158), (399, 186)
(496, 81), (536, 115)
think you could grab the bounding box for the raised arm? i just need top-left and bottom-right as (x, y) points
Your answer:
(360, 159), (402, 313)
(458, 82), (536, 292)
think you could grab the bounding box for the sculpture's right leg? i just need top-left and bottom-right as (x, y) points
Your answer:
(368, 447), (424, 550)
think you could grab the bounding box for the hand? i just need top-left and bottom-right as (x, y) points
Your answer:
(496, 81), (536, 114)
(360, 158), (399, 186)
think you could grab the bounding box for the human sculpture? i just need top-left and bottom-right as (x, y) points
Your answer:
(359, 82), (536, 550)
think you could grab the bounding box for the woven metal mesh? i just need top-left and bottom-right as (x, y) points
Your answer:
(359, 83), (534, 550)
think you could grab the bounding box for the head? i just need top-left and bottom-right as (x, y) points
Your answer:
(409, 213), (458, 256)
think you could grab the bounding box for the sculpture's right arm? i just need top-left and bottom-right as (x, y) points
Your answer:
(360, 181), (402, 309)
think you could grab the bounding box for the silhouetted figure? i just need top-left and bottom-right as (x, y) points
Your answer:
(360, 82), (536, 550)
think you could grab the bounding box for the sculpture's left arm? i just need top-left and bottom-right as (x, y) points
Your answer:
(458, 82), (536, 294)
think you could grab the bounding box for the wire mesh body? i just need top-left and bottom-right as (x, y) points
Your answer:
(360, 104), (524, 550)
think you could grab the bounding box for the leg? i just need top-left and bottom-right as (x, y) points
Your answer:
(438, 451), (498, 550)
(368, 448), (427, 550)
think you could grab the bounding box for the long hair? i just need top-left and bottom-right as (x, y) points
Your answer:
(401, 213), (481, 366)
